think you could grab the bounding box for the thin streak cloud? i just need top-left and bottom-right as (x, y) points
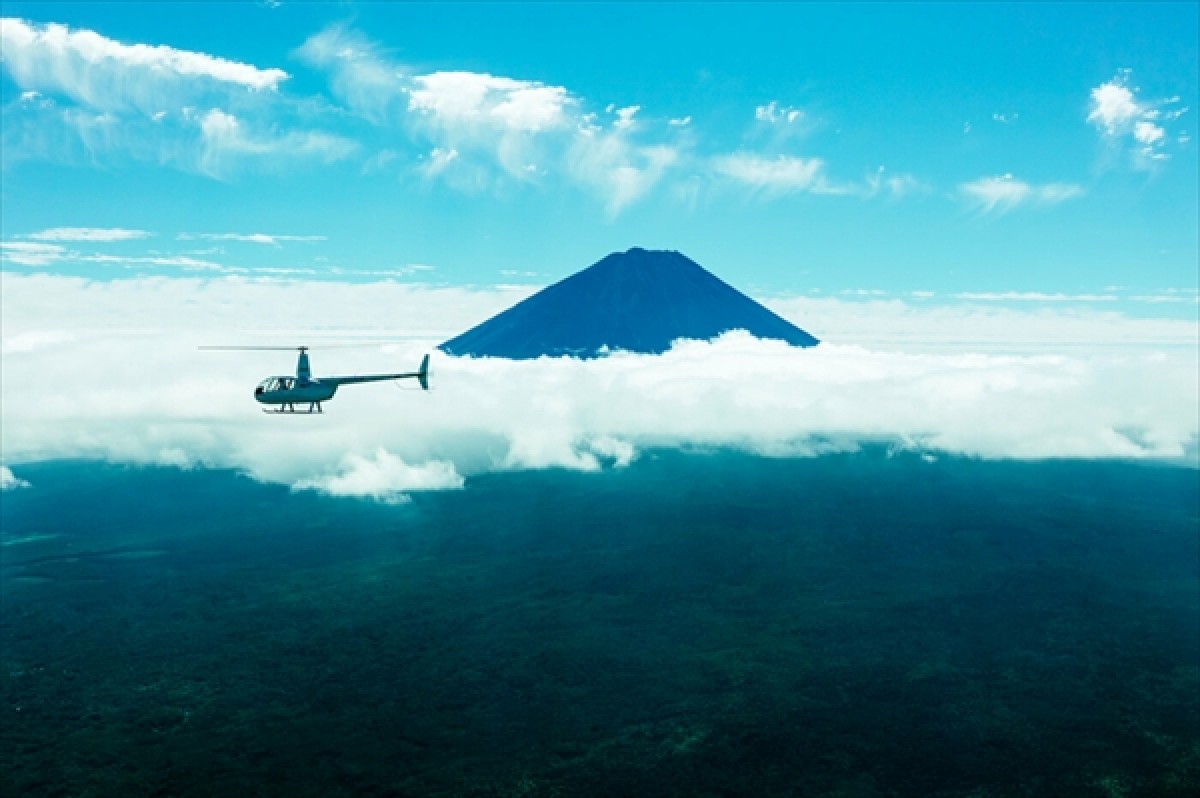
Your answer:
(28, 227), (152, 242)
(955, 292), (1118, 302)
(178, 233), (328, 246)
(1, 241), (69, 266)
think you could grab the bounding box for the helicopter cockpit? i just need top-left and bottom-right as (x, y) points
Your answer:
(254, 377), (294, 395)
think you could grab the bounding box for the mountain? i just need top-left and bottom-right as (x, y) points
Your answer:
(439, 247), (819, 359)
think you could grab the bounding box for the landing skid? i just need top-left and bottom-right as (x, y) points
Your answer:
(263, 402), (324, 414)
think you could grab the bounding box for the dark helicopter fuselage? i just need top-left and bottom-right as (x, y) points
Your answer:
(253, 377), (338, 407)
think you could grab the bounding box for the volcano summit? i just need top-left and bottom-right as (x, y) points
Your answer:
(440, 248), (819, 359)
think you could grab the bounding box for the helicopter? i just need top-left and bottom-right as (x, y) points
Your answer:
(200, 346), (429, 414)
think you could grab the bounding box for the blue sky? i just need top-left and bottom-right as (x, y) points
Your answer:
(1, 2), (1196, 308)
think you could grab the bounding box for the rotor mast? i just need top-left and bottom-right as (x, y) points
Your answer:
(296, 347), (312, 384)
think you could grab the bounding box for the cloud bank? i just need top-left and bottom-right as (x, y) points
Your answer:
(2, 275), (1195, 500)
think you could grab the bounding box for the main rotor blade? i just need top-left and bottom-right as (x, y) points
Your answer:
(198, 346), (308, 351)
(199, 343), (404, 351)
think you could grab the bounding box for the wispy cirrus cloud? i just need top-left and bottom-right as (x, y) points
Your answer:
(865, 167), (926, 199)
(0, 18), (287, 112)
(712, 153), (838, 195)
(293, 23), (407, 122)
(959, 174), (1084, 213)
(567, 131), (679, 217)
(0, 18), (353, 174)
(195, 108), (356, 177)
(712, 154), (922, 202)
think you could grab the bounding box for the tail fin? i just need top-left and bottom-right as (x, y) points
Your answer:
(417, 354), (430, 391)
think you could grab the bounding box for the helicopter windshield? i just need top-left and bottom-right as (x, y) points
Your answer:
(257, 377), (294, 392)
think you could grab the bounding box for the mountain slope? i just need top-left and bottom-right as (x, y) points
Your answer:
(440, 248), (818, 358)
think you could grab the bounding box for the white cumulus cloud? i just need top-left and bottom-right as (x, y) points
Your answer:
(612, 105), (640, 131)
(1, 465), (31, 491)
(755, 101), (803, 125)
(295, 449), (464, 503)
(408, 71), (574, 134)
(1088, 77), (1142, 134)
(1087, 70), (1187, 166)
(1133, 121), (1165, 145)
